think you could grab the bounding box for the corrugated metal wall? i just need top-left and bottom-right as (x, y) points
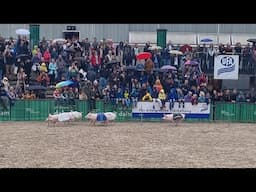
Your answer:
(0, 24), (29, 38)
(0, 24), (256, 41)
(38, 24), (129, 42)
(129, 24), (256, 34)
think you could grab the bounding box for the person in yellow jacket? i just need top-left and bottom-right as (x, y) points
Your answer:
(142, 90), (153, 101)
(158, 89), (166, 109)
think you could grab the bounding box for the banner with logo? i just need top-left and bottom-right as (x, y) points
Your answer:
(214, 55), (239, 79)
(132, 101), (210, 119)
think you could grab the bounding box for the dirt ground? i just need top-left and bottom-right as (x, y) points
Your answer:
(0, 121), (255, 168)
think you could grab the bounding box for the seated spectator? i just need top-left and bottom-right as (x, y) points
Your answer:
(142, 90), (153, 101)
(184, 91), (193, 102)
(37, 90), (46, 99)
(158, 89), (166, 109)
(68, 62), (79, 79)
(130, 87), (138, 108)
(22, 90), (36, 100)
(2, 77), (10, 92)
(53, 88), (61, 105)
(79, 90), (88, 100)
(40, 62), (48, 73)
(198, 73), (207, 87)
(191, 94), (198, 105)
(36, 71), (50, 87)
(230, 89), (238, 102)
(167, 87), (177, 110)
(60, 87), (69, 106)
(115, 87), (123, 106)
(198, 91), (206, 103)
(68, 87), (75, 106)
(223, 89), (231, 102)
(205, 92), (211, 105)
(7, 86), (18, 101)
(153, 79), (163, 93)
(73, 87), (79, 99)
(102, 85), (111, 104)
(123, 88), (131, 108)
(236, 91), (245, 102)
(151, 86), (159, 100)
(177, 88), (185, 108)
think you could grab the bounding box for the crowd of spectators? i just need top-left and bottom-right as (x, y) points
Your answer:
(0, 34), (256, 111)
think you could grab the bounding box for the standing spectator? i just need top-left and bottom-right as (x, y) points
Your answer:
(56, 55), (67, 81)
(234, 42), (242, 69)
(92, 37), (98, 50)
(218, 43), (225, 54)
(116, 41), (124, 65)
(143, 41), (151, 52)
(133, 43), (139, 66)
(48, 58), (57, 86)
(90, 50), (100, 73)
(225, 43), (233, 54)
(123, 41), (133, 66)
(207, 44), (217, 71)
(16, 67), (26, 92)
(151, 49), (161, 68)
(242, 43), (252, 72)
(0, 52), (4, 80)
(83, 38), (91, 54)
(4, 48), (15, 79)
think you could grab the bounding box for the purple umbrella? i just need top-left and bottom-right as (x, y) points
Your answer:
(184, 60), (199, 66)
(160, 65), (177, 70)
(200, 38), (213, 43)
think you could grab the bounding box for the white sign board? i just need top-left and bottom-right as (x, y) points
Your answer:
(132, 101), (210, 119)
(214, 55), (239, 79)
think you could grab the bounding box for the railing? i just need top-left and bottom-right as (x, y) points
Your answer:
(195, 52), (256, 75)
(0, 100), (256, 123)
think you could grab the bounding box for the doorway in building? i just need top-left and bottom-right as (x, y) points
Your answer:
(62, 31), (79, 41)
(249, 76), (256, 89)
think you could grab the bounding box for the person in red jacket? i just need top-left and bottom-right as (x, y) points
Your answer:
(43, 48), (51, 65)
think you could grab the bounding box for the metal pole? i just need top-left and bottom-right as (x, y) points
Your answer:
(217, 24), (220, 44)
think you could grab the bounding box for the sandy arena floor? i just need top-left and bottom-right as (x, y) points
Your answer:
(0, 121), (255, 168)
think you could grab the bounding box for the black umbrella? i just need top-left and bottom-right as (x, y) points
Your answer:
(27, 85), (47, 91)
(16, 54), (31, 60)
(73, 56), (85, 61)
(65, 47), (76, 53)
(125, 66), (136, 70)
(247, 39), (256, 43)
(105, 60), (120, 65)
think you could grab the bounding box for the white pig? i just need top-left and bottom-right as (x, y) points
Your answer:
(162, 113), (185, 126)
(104, 112), (117, 122)
(85, 112), (116, 125)
(46, 111), (82, 126)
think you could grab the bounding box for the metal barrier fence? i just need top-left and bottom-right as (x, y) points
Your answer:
(0, 100), (256, 123)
